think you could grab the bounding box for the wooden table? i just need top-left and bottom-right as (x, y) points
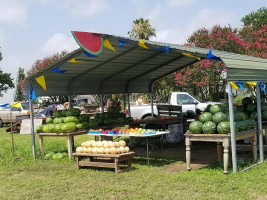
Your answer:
(73, 152), (135, 173)
(38, 130), (87, 159)
(185, 129), (257, 174)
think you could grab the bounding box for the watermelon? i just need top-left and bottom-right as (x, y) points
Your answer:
(244, 120), (252, 130)
(210, 104), (221, 114)
(125, 117), (134, 123)
(44, 152), (55, 160)
(251, 112), (257, 120)
(52, 153), (68, 161)
(98, 118), (105, 126)
(72, 31), (103, 56)
(234, 122), (240, 132)
(100, 112), (106, 119)
(189, 121), (203, 134)
(107, 107), (118, 113)
(36, 125), (44, 133)
(242, 97), (253, 106)
(64, 116), (79, 124)
(60, 117), (66, 123)
(202, 121), (216, 134)
(217, 122), (230, 134)
(66, 108), (81, 117)
(250, 119), (257, 128)
(53, 117), (62, 124)
(61, 110), (67, 117)
(54, 110), (62, 118)
(79, 114), (89, 122)
(76, 123), (83, 129)
(115, 117), (125, 124)
(104, 118), (115, 125)
(261, 104), (267, 112)
(237, 121), (246, 131)
(61, 123), (77, 133)
(237, 106), (245, 112)
(94, 113), (100, 119)
(212, 112), (227, 125)
(219, 103), (229, 113)
(186, 110), (195, 119)
(54, 124), (62, 133)
(246, 104), (257, 113)
(118, 112), (126, 118)
(262, 111), (267, 121)
(89, 119), (98, 127)
(43, 124), (55, 133)
(234, 112), (246, 121)
(199, 112), (213, 123)
(46, 117), (53, 124)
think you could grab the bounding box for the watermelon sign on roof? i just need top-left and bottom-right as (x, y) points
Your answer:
(71, 31), (103, 56)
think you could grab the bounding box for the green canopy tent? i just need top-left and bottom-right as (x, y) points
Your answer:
(23, 32), (267, 172)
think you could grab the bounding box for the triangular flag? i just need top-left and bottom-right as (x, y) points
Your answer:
(230, 82), (238, 90)
(182, 53), (201, 61)
(259, 84), (266, 93)
(11, 102), (21, 108)
(159, 46), (170, 53)
(68, 58), (83, 63)
(51, 66), (68, 74)
(138, 39), (149, 49)
(207, 48), (221, 61)
(35, 75), (47, 91)
(104, 39), (116, 52)
(84, 52), (97, 57)
(236, 82), (245, 90)
(247, 82), (257, 89)
(31, 87), (37, 100)
(0, 103), (9, 107)
(119, 40), (128, 47)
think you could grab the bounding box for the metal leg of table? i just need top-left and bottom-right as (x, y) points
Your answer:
(146, 137), (150, 167)
(160, 135), (164, 160)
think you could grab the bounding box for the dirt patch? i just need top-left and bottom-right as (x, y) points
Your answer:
(164, 163), (208, 172)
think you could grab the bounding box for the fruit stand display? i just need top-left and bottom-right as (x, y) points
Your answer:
(185, 98), (258, 174)
(73, 140), (134, 173)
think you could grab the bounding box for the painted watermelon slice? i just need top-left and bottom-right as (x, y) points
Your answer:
(71, 31), (103, 56)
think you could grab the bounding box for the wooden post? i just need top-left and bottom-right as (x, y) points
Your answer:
(67, 135), (73, 159)
(217, 142), (222, 161)
(185, 137), (191, 171)
(222, 138), (230, 174)
(39, 136), (44, 157)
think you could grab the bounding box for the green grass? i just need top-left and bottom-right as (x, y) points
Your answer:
(1, 128), (267, 200)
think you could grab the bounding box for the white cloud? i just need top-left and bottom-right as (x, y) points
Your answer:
(0, 0), (28, 26)
(41, 33), (79, 55)
(166, 0), (198, 7)
(145, 4), (162, 23)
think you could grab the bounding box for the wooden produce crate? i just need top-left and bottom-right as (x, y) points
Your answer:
(73, 152), (135, 173)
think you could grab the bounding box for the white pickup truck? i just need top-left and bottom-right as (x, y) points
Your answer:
(128, 92), (220, 119)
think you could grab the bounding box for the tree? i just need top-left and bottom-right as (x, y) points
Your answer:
(14, 67), (25, 101)
(175, 24), (267, 101)
(241, 7), (267, 27)
(128, 18), (156, 40)
(0, 49), (15, 97)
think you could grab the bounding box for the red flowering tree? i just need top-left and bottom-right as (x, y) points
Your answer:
(174, 24), (267, 101)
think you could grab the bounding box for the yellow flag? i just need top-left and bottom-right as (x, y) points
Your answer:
(230, 82), (238, 90)
(36, 75), (47, 91)
(247, 82), (257, 89)
(104, 39), (116, 52)
(11, 102), (21, 108)
(68, 58), (83, 63)
(138, 39), (149, 49)
(182, 53), (201, 61)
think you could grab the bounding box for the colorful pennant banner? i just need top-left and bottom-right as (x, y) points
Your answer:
(68, 58), (83, 64)
(11, 102), (21, 108)
(138, 39), (149, 49)
(104, 39), (116, 52)
(182, 53), (201, 61)
(51, 66), (68, 74)
(36, 75), (47, 91)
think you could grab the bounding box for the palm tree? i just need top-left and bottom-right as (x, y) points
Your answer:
(128, 18), (156, 40)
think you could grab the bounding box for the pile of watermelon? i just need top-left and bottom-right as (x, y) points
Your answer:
(95, 107), (133, 126)
(36, 108), (88, 133)
(189, 97), (257, 134)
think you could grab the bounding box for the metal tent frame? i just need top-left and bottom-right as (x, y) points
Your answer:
(23, 32), (267, 173)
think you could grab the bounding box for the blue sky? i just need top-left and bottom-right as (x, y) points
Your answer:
(0, 0), (266, 103)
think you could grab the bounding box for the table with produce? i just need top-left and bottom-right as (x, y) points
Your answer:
(185, 98), (258, 174)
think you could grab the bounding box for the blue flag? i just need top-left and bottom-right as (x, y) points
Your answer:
(159, 46), (170, 53)
(84, 51), (97, 57)
(119, 40), (128, 47)
(51, 66), (67, 74)
(0, 103), (8, 107)
(259, 84), (266, 93)
(31, 87), (37, 100)
(236, 82), (245, 90)
(207, 48), (221, 61)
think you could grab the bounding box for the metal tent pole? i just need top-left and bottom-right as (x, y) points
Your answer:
(29, 89), (36, 159)
(150, 84), (154, 117)
(68, 96), (72, 109)
(227, 82), (237, 173)
(127, 93), (131, 117)
(256, 83), (264, 162)
(100, 94), (104, 113)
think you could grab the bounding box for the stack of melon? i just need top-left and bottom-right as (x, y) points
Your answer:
(189, 97), (257, 134)
(36, 108), (91, 133)
(76, 140), (130, 154)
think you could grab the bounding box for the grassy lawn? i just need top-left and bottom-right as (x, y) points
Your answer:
(1, 128), (267, 200)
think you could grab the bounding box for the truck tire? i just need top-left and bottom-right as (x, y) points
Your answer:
(0, 119), (3, 127)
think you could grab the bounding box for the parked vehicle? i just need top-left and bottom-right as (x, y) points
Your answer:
(0, 102), (31, 126)
(128, 92), (220, 119)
